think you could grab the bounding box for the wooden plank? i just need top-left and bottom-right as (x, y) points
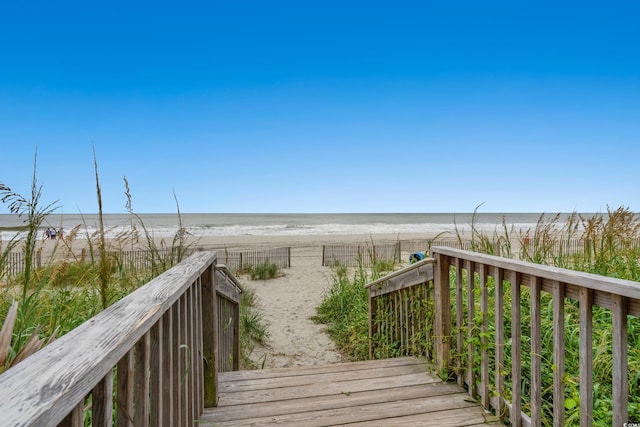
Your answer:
(552, 280), (565, 427)
(205, 383), (463, 422)
(344, 408), (502, 427)
(530, 276), (542, 426)
(149, 319), (163, 426)
(434, 252), (451, 377)
(134, 333), (150, 427)
(219, 362), (431, 393)
(92, 370), (113, 427)
(480, 263), (489, 409)
(215, 271), (242, 303)
(612, 294), (628, 426)
(161, 307), (173, 426)
(180, 294), (188, 426)
(494, 266), (505, 419)
(201, 264), (218, 408)
(511, 271), (522, 427)
(195, 279), (205, 413)
(116, 350), (134, 427)
(431, 247), (640, 301)
(218, 372), (439, 406)
(368, 288), (375, 359)
(210, 393), (481, 427)
(219, 356), (426, 382)
(455, 258), (464, 387)
(467, 260), (476, 396)
(171, 301), (181, 426)
(580, 288), (593, 427)
(187, 286), (196, 426)
(367, 261), (435, 297)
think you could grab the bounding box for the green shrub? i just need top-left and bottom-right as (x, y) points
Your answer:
(248, 260), (280, 281)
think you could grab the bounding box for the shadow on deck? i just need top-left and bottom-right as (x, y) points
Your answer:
(199, 357), (501, 426)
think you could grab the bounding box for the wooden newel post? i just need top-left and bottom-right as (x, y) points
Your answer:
(433, 252), (451, 378)
(201, 262), (219, 407)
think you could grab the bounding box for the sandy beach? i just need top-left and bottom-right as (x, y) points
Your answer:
(193, 233), (439, 368)
(26, 230), (451, 369)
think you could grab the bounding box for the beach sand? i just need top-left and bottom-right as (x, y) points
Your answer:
(33, 231), (449, 368)
(192, 232), (443, 368)
(241, 245), (343, 368)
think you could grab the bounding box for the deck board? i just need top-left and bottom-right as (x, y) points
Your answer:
(199, 357), (502, 426)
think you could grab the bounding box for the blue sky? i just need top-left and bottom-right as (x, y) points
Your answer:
(1, 1), (638, 214)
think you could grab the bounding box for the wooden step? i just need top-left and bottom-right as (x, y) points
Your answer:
(199, 357), (502, 426)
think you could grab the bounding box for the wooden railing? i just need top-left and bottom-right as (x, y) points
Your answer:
(367, 246), (640, 426)
(0, 251), (242, 426)
(366, 258), (435, 360)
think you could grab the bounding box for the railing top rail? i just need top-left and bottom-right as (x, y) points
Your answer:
(431, 246), (640, 301)
(0, 250), (217, 426)
(364, 258), (435, 289)
(215, 263), (244, 293)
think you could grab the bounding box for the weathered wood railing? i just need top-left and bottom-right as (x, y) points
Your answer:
(366, 258), (436, 359)
(367, 246), (640, 426)
(0, 250), (242, 426)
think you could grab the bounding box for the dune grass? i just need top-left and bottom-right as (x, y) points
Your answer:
(0, 151), (268, 380)
(0, 152), (205, 373)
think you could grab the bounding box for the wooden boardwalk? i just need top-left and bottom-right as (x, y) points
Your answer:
(199, 357), (502, 426)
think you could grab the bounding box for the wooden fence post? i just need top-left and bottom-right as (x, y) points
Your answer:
(201, 263), (218, 407)
(433, 252), (451, 378)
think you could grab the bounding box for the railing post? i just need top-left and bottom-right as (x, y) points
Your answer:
(579, 288), (593, 427)
(233, 297), (241, 371)
(612, 294), (628, 427)
(201, 262), (218, 407)
(433, 252), (451, 378)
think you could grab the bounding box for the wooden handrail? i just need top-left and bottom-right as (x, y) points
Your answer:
(432, 246), (638, 426)
(0, 250), (241, 426)
(367, 246), (640, 426)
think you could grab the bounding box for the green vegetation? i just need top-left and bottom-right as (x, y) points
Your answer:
(316, 206), (640, 426)
(239, 288), (269, 369)
(0, 152), (240, 374)
(314, 260), (394, 361)
(243, 259), (281, 281)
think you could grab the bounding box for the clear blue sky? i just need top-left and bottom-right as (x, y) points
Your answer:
(1, 1), (638, 214)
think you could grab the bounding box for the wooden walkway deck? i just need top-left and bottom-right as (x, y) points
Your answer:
(199, 357), (502, 426)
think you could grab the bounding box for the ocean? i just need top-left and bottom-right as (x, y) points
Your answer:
(0, 212), (583, 241)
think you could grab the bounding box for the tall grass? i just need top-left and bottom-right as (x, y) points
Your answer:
(239, 288), (270, 369)
(0, 151), (197, 372)
(0, 151), (59, 372)
(314, 258), (395, 361)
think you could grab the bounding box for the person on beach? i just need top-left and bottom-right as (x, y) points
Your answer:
(58, 228), (64, 240)
(44, 228), (51, 240)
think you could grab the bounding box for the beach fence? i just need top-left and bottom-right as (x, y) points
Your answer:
(322, 242), (401, 267)
(322, 240), (478, 267)
(213, 247), (291, 271)
(1, 246), (292, 279)
(1, 251), (42, 280)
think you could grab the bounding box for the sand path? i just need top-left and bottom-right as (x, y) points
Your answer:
(240, 245), (344, 368)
